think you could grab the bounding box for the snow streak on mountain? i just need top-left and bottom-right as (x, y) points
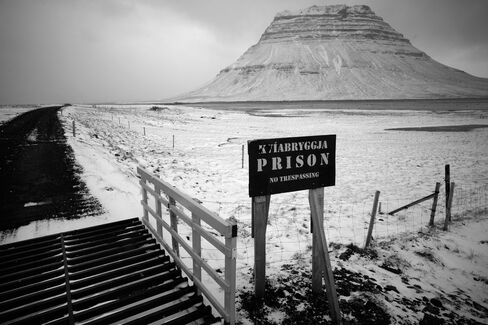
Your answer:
(174, 5), (488, 102)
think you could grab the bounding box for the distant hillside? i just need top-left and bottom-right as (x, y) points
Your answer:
(173, 5), (488, 102)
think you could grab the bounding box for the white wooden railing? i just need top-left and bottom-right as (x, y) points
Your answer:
(137, 166), (237, 325)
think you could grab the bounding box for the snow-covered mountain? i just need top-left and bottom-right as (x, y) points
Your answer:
(173, 5), (488, 102)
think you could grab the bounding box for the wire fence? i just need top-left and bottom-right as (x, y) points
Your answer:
(173, 183), (488, 273)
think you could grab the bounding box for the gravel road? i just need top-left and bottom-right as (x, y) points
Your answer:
(0, 106), (103, 231)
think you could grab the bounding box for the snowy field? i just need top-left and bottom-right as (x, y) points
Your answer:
(2, 102), (488, 252)
(0, 105), (40, 124)
(1, 102), (487, 322)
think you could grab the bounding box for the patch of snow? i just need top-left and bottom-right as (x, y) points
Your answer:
(0, 105), (39, 124)
(320, 45), (329, 66)
(63, 113), (142, 222)
(333, 55), (342, 75)
(27, 127), (38, 142)
(24, 200), (51, 207)
(262, 45), (274, 65)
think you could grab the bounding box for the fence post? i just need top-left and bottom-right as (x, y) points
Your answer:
(309, 187), (342, 325)
(156, 188), (163, 238)
(311, 189), (324, 295)
(172, 135), (175, 149)
(364, 191), (380, 249)
(253, 195), (270, 300)
(445, 164), (450, 221)
(225, 227), (237, 325)
(168, 196), (179, 256)
(429, 182), (441, 227)
(241, 145), (244, 169)
(72, 121), (76, 137)
(143, 127), (146, 136)
(141, 178), (148, 223)
(443, 182), (455, 231)
(192, 212), (202, 291)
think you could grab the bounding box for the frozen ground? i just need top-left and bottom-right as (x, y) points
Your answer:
(57, 103), (488, 244)
(0, 105), (41, 124)
(1, 102), (487, 323)
(237, 214), (488, 324)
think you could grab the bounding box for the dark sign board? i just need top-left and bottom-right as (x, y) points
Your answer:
(248, 135), (336, 197)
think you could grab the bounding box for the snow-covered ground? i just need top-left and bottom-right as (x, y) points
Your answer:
(0, 105), (40, 124)
(3, 102), (487, 258)
(1, 103), (487, 323)
(237, 214), (488, 324)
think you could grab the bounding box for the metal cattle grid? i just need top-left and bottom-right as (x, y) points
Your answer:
(0, 218), (221, 325)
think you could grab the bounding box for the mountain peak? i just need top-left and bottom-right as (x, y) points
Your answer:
(174, 4), (488, 102)
(276, 4), (373, 18)
(261, 4), (407, 44)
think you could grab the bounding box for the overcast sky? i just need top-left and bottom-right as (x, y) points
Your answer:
(1, 0), (487, 104)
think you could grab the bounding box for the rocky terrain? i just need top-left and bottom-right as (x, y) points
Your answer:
(175, 5), (488, 102)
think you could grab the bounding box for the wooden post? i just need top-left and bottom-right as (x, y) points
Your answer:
(251, 199), (254, 239)
(388, 192), (436, 216)
(156, 188), (163, 239)
(443, 182), (455, 231)
(168, 196), (179, 256)
(72, 121), (76, 137)
(225, 233), (237, 325)
(429, 182), (441, 227)
(252, 195), (270, 239)
(172, 135), (175, 149)
(192, 212), (202, 290)
(309, 188), (342, 325)
(143, 126), (146, 136)
(141, 178), (148, 223)
(445, 164), (450, 221)
(253, 195), (270, 300)
(311, 189), (324, 295)
(241, 145), (244, 169)
(364, 191), (380, 249)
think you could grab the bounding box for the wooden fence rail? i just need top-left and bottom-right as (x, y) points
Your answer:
(388, 189), (438, 216)
(137, 166), (237, 325)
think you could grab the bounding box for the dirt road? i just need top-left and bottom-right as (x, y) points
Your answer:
(0, 106), (103, 231)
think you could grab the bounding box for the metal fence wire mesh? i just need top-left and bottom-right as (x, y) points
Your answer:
(179, 183), (488, 273)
